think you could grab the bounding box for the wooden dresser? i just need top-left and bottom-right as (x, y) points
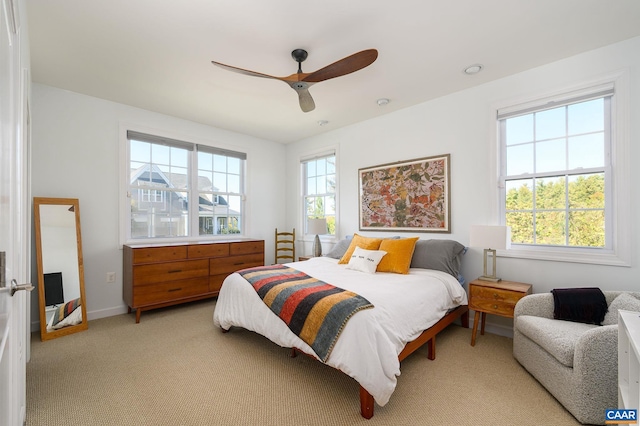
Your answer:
(123, 239), (264, 322)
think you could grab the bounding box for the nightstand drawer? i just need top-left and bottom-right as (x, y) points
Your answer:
(470, 286), (524, 305)
(469, 298), (516, 317)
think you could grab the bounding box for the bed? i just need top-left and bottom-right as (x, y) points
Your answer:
(213, 236), (469, 418)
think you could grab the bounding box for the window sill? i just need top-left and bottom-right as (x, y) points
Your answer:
(499, 246), (630, 267)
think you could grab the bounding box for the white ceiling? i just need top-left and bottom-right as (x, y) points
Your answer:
(27, 0), (640, 144)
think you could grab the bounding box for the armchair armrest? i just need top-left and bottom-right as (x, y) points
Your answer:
(514, 293), (555, 320)
(575, 324), (618, 368)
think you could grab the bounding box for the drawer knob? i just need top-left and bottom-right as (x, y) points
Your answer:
(493, 304), (498, 309)
(493, 293), (499, 299)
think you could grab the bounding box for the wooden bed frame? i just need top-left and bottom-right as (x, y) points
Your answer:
(289, 304), (470, 419)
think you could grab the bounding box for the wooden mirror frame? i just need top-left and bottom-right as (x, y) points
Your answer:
(34, 197), (88, 341)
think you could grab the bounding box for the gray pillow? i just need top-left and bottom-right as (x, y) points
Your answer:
(409, 239), (466, 278)
(602, 293), (640, 325)
(323, 235), (353, 259)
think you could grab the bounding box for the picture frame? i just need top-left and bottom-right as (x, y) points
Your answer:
(359, 154), (450, 233)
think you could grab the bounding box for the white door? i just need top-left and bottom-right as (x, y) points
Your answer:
(1, 0), (31, 425)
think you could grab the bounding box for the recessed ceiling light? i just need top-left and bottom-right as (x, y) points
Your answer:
(377, 98), (390, 106)
(463, 64), (483, 75)
(317, 120), (329, 126)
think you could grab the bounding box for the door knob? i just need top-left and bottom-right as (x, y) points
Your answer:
(10, 279), (34, 296)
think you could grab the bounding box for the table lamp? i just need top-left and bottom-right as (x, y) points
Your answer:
(307, 218), (327, 257)
(469, 225), (511, 282)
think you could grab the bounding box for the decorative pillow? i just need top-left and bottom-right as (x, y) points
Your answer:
(376, 237), (419, 274)
(51, 298), (82, 327)
(338, 234), (384, 264)
(603, 293), (640, 325)
(323, 235), (353, 259)
(409, 239), (466, 278)
(345, 247), (387, 274)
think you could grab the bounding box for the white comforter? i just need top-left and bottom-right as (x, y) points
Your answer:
(213, 256), (468, 406)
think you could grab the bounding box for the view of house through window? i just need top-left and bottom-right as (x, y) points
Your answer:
(499, 92), (611, 248)
(302, 153), (336, 235)
(127, 131), (245, 240)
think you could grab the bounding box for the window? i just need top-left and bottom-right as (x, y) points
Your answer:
(302, 152), (336, 236)
(126, 130), (246, 241)
(496, 77), (630, 266)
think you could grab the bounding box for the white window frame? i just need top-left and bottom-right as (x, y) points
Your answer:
(119, 124), (247, 245)
(490, 70), (630, 267)
(300, 147), (338, 243)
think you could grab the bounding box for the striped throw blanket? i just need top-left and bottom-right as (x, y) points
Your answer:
(238, 264), (374, 362)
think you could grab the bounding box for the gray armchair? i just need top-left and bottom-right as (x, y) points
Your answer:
(513, 291), (640, 425)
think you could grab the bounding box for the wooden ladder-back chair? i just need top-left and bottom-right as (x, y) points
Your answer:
(275, 228), (295, 264)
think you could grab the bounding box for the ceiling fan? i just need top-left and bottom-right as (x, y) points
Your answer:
(211, 48), (378, 113)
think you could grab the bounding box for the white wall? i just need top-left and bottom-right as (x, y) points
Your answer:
(285, 36), (640, 335)
(30, 84), (286, 327)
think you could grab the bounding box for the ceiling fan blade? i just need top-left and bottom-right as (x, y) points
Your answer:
(211, 61), (281, 80)
(302, 49), (378, 83)
(289, 83), (315, 112)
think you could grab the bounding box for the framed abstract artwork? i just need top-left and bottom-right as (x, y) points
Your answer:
(359, 154), (450, 232)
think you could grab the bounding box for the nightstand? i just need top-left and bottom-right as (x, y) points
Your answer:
(469, 279), (532, 346)
(298, 256), (311, 261)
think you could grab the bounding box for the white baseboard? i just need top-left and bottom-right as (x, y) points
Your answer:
(87, 305), (128, 321)
(469, 316), (514, 339)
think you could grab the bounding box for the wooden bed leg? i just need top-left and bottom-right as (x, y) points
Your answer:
(359, 386), (374, 419)
(461, 309), (469, 328)
(290, 348), (297, 358)
(427, 336), (436, 360)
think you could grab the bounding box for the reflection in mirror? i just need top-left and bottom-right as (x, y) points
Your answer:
(34, 197), (88, 341)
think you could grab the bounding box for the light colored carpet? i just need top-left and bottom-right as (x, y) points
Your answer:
(26, 299), (579, 425)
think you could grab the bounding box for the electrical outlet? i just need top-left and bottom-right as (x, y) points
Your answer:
(106, 272), (116, 283)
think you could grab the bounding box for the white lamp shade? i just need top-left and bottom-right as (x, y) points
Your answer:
(307, 218), (327, 235)
(469, 225), (512, 250)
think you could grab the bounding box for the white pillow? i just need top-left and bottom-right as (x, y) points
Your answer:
(345, 246), (387, 274)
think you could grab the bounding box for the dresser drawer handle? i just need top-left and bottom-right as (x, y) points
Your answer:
(168, 269), (182, 273)
(493, 293), (499, 299)
(234, 262), (244, 265)
(493, 304), (498, 309)
(168, 288), (182, 292)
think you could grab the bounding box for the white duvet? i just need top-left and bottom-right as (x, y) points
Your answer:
(213, 256), (468, 406)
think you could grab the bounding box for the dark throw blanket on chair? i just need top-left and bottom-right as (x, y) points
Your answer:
(551, 287), (607, 325)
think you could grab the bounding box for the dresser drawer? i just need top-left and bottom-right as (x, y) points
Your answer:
(133, 259), (209, 285)
(230, 241), (264, 255)
(188, 243), (230, 259)
(210, 253), (264, 275)
(133, 277), (210, 306)
(209, 275), (226, 293)
(132, 246), (187, 264)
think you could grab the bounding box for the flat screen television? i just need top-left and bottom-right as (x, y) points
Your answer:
(43, 272), (64, 306)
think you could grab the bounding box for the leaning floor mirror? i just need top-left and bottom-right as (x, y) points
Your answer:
(34, 197), (88, 341)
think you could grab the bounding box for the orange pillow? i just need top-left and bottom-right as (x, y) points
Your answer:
(338, 233), (384, 264)
(376, 237), (420, 274)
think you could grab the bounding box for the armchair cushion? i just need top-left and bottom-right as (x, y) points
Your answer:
(602, 292), (640, 325)
(516, 315), (598, 367)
